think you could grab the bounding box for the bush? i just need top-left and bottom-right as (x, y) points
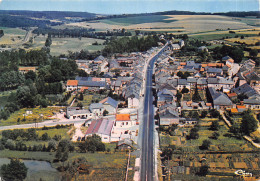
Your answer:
(200, 139), (211, 150)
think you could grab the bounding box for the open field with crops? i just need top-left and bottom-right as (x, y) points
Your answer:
(0, 27), (26, 45)
(0, 107), (62, 126)
(68, 15), (257, 34)
(30, 35), (105, 56)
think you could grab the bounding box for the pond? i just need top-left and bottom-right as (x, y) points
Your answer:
(0, 158), (62, 181)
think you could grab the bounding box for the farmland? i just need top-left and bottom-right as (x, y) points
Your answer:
(0, 27), (26, 45)
(0, 107), (61, 126)
(68, 15), (257, 34)
(29, 35), (105, 56)
(160, 114), (260, 180)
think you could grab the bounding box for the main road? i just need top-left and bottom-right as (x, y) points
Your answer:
(140, 44), (168, 181)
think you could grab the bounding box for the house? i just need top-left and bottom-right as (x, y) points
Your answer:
(243, 95), (260, 110)
(244, 71), (260, 92)
(157, 89), (175, 107)
(236, 105), (246, 113)
(66, 107), (93, 119)
(171, 44), (181, 50)
(18, 67), (37, 74)
(222, 56), (234, 67)
(197, 78), (207, 90)
(159, 109), (179, 125)
(116, 138), (133, 151)
(89, 103), (104, 116)
(179, 118), (198, 127)
(114, 114), (135, 128)
(198, 46), (208, 52)
(206, 67), (223, 77)
(66, 80), (78, 91)
(85, 118), (114, 143)
(232, 83), (258, 98)
(99, 97), (118, 115)
(187, 77), (197, 89)
(177, 79), (189, 90)
(208, 87), (233, 110)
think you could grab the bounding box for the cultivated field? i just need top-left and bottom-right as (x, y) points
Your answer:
(30, 35), (105, 56)
(67, 15), (257, 34)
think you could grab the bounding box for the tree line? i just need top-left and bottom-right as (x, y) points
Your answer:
(33, 27), (132, 39)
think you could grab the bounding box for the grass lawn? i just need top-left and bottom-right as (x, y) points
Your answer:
(0, 107), (61, 126)
(100, 15), (176, 26)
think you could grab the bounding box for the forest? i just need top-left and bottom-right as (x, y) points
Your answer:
(102, 35), (160, 55)
(0, 30), (4, 38)
(0, 14), (61, 28)
(0, 49), (78, 120)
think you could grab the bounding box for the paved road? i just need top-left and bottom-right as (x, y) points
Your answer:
(0, 119), (86, 131)
(140, 44), (168, 181)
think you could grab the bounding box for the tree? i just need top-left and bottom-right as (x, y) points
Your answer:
(177, 71), (183, 78)
(24, 70), (36, 81)
(176, 91), (182, 102)
(240, 111), (258, 135)
(209, 109), (220, 118)
(197, 165), (209, 176)
(181, 86), (189, 94)
(211, 132), (220, 140)
(0, 159), (28, 181)
(210, 121), (220, 131)
(187, 127), (199, 140)
(79, 93), (84, 101)
(200, 139), (211, 150)
(77, 102), (83, 109)
(201, 110), (208, 118)
(79, 134), (105, 153)
(103, 110), (109, 116)
(192, 85), (202, 102)
(249, 49), (258, 58)
(41, 133), (50, 141)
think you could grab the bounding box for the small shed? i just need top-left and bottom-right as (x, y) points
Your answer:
(116, 138), (133, 151)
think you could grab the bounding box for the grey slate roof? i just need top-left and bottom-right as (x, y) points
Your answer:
(232, 83), (257, 97)
(207, 78), (217, 84)
(207, 68), (223, 73)
(89, 103), (104, 112)
(209, 87), (232, 106)
(178, 79), (188, 85)
(78, 81), (107, 87)
(100, 97), (118, 108)
(187, 77), (197, 83)
(197, 78), (207, 85)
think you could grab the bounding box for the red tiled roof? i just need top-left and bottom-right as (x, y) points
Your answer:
(67, 80), (78, 86)
(237, 105), (246, 109)
(116, 114), (130, 121)
(227, 93), (237, 97)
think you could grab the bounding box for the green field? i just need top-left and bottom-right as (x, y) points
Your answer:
(100, 15), (175, 26)
(32, 36), (105, 56)
(0, 107), (61, 126)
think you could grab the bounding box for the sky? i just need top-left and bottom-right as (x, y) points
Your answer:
(0, 0), (259, 14)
